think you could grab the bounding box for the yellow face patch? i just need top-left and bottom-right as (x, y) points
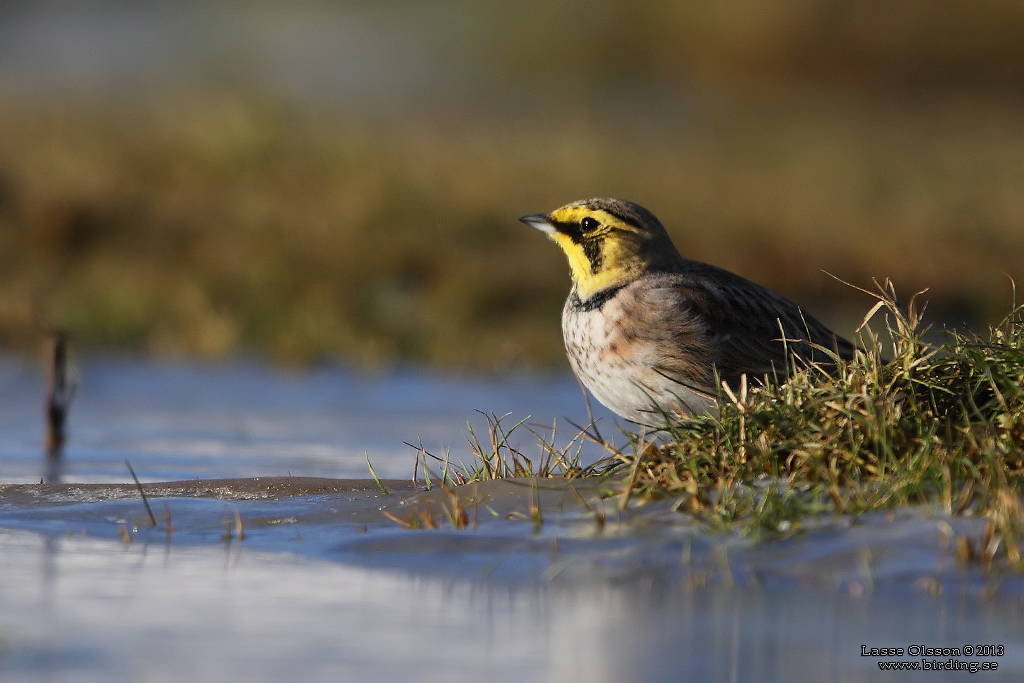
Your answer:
(544, 205), (650, 299)
(549, 231), (600, 282)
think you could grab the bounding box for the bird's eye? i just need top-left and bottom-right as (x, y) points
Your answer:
(581, 217), (599, 232)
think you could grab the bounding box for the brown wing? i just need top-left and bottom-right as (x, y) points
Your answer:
(641, 263), (855, 390)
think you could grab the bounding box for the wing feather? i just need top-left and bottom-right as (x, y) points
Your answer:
(638, 262), (854, 390)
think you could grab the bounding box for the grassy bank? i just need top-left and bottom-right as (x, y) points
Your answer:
(1, 94), (1023, 367)
(423, 286), (1023, 568)
(616, 285), (1023, 541)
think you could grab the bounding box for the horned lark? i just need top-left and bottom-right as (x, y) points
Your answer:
(521, 198), (854, 426)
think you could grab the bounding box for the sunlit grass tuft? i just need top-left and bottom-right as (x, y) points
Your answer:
(407, 410), (617, 489)
(603, 282), (1024, 553)
(416, 283), (1024, 570)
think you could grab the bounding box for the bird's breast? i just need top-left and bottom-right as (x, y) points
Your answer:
(562, 284), (716, 425)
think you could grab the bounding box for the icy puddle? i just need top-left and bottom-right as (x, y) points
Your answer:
(1, 358), (1023, 681)
(1, 477), (1023, 682)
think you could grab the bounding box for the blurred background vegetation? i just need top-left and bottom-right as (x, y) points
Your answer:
(1, 0), (1023, 369)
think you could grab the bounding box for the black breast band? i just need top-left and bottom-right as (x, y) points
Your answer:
(570, 284), (626, 312)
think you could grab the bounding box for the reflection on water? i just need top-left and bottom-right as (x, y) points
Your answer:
(0, 355), (617, 484)
(1, 528), (1022, 683)
(1, 357), (1022, 682)
(0, 531), (546, 683)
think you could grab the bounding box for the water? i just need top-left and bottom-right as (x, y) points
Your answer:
(0, 355), (617, 483)
(1, 530), (1019, 683)
(0, 356), (1022, 682)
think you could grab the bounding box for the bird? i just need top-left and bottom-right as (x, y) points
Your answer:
(520, 198), (855, 427)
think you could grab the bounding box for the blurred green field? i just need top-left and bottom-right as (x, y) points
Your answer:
(2, 94), (1022, 368)
(1, 1), (1023, 369)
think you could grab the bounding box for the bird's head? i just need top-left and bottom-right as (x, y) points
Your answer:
(520, 198), (683, 300)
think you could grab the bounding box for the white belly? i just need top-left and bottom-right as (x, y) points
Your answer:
(562, 295), (717, 427)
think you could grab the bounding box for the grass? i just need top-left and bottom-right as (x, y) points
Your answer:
(406, 409), (615, 488)
(622, 282), (1024, 543)
(2, 94), (1024, 367)
(426, 283), (1024, 567)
